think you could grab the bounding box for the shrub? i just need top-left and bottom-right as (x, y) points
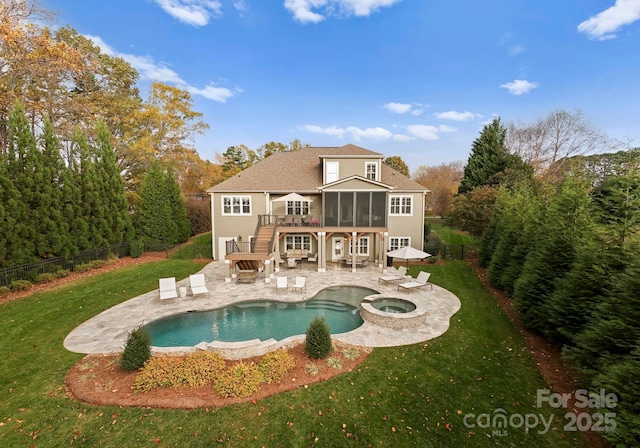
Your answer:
(130, 240), (144, 258)
(305, 316), (332, 359)
(132, 351), (226, 392)
(74, 263), (92, 273)
(0, 286), (10, 296)
(258, 349), (296, 384)
(55, 269), (70, 278)
(10, 280), (32, 291)
(121, 327), (151, 371)
(36, 273), (57, 284)
(305, 362), (321, 376)
(186, 198), (212, 236)
(327, 356), (343, 370)
(341, 346), (360, 361)
(214, 362), (264, 398)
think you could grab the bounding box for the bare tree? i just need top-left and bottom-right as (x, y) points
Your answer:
(413, 161), (464, 216)
(506, 109), (614, 177)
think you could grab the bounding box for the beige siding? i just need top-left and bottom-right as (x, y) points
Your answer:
(324, 158), (380, 181)
(212, 192), (267, 258)
(387, 192), (425, 250)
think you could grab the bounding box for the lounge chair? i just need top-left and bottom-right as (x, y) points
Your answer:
(159, 277), (178, 300)
(378, 266), (408, 283)
(397, 271), (432, 291)
(292, 276), (306, 292)
(189, 274), (209, 296)
(276, 276), (288, 292)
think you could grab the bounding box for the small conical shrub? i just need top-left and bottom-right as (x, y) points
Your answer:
(121, 327), (151, 371)
(305, 316), (332, 359)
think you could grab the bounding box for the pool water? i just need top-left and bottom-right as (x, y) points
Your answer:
(145, 286), (377, 347)
(370, 298), (416, 314)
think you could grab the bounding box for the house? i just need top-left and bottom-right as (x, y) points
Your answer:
(207, 144), (429, 281)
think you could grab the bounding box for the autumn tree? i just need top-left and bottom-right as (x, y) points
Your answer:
(383, 155), (409, 176)
(413, 161), (463, 216)
(221, 144), (257, 177)
(505, 109), (611, 178)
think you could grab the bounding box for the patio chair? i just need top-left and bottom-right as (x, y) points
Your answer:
(276, 276), (289, 292)
(284, 215), (294, 226)
(159, 277), (178, 300)
(292, 276), (306, 292)
(307, 252), (317, 262)
(287, 258), (297, 269)
(397, 271), (432, 291)
(189, 274), (209, 296)
(378, 265), (407, 283)
(293, 215), (302, 227)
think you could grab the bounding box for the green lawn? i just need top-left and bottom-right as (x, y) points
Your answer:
(170, 232), (213, 260)
(429, 222), (479, 246)
(0, 260), (586, 447)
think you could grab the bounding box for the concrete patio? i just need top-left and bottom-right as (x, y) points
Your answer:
(64, 261), (461, 359)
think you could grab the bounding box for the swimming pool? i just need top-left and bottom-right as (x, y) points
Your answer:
(144, 286), (378, 347)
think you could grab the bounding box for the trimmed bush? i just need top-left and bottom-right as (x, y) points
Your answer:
(36, 273), (57, 284)
(0, 286), (10, 296)
(55, 269), (70, 278)
(10, 280), (32, 291)
(258, 349), (296, 384)
(130, 240), (144, 258)
(121, 327), (151, 371)
(305, 316), (332, 359)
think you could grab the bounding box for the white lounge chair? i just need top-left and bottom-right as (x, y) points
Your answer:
(159, 277), (178, 300)
(276, 276), (289, 292)
(397, 271), (432, 291)
(292, 276), (306, 292)
(378, 266), (408, 283)
(189, 274), (209, 296)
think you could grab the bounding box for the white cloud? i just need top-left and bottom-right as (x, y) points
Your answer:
(302, 124), (347, 137)
(384, 102), (412, 114)
(346, 126), (392, 141)
(500, 79), (539, 95)
(438, 124), (457, 133)
(284, 0), (402, 24)
(406, 125), (440, 140)
(393, 134), (412, 142)
(153, 0), (222, 27)
(434, 110), (478, 122)
(578, 0), (640, 40)
(85, 34), (238, 102)
(507, 44), (525, 56)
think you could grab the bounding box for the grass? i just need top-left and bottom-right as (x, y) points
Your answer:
(0, 260), (587, 447)
(169, 232), (213, 260)
(430, 222), (479, 246)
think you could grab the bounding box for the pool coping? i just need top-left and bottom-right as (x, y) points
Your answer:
(63, 261), (462, 359)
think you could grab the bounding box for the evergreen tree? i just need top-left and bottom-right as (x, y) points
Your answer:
(136, 163), (177, 245)
(164, 167), (191, 243)
(6, 103), (37, 263)
(38, 116), (69, 257)
(0, 162), (22, 266)
(512, 177), (593, 334)
(459, 117), (531, 194)
(94, 120), (133, 245)
(75, 129), (108, 249)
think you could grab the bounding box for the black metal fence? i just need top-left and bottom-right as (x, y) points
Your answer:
(0, 242), (131, 288)
(424, 236), (478, 261)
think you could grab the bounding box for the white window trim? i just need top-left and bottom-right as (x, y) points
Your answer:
(389, 195), (413, 216)
(365, 162), (378, 181)
(221, 195), (252, 216)
(349, 236), (370, 256)
(389, 237), (410, 251)
(286, 200), (309, 215)
(284, 235), (312, 251)
(326, 161), (339, 184)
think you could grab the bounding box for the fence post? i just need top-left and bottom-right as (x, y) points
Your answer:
(461, 244), (464, 260)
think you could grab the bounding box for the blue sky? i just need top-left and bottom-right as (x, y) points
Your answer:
(45, 0), (640, 172)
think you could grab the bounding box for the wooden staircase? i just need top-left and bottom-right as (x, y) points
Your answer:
(252, 225), (274, 255)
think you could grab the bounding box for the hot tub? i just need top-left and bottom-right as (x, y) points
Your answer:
(360, 295), (426, 329)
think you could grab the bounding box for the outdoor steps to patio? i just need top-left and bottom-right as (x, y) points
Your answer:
(195, 338), (281, 359)
(253, 225), (274, 254)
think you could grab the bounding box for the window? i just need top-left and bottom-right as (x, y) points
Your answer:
(326, 161), (339, 183)
(389, 237), (410, 251)
(285, 235), (311, 251)
(365, 162), (377, 181)
(222, 195), (251, 215)
(286, 200), (309, 215)
(349, 237), (369, 255)
(389, 195), (412, 215)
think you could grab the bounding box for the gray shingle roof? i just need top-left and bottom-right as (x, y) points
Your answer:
(207, 144), (427, 193)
